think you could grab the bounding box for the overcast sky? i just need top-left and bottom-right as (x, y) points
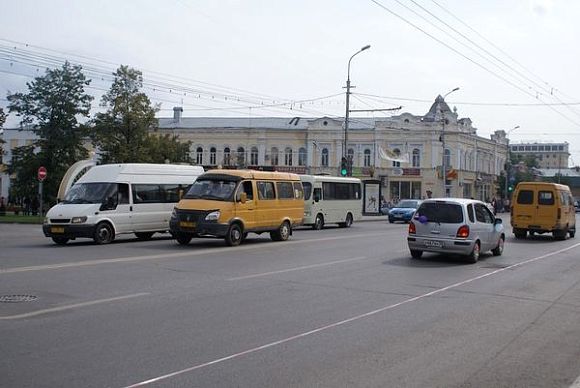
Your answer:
(1, 0), (579, 164)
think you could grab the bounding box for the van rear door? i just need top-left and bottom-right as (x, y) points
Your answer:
(536, 189), (557, 226)
(514, 188), (536, 225)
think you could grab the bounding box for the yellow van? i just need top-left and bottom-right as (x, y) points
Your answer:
(510, 182), (576, 240)
(169, 169), (304, 246)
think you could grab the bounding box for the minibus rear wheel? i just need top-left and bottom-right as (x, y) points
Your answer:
(271, 221), (291, 241)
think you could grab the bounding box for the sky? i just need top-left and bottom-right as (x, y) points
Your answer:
(1, 0), (579, 164)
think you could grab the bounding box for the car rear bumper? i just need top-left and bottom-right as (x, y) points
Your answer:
(407, 236), (475, 255)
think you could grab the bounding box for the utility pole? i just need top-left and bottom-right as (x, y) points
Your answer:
(440, 87), (459, 197)
(344, 45), (370, 163)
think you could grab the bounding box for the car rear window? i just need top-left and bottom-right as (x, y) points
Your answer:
(415, 202), (463, 223)
(538, 191), (554, 205)
(517, 190), (534, 204)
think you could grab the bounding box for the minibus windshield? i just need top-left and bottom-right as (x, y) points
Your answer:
(184, 178), (237, 201)
(62, 183), (117, 204)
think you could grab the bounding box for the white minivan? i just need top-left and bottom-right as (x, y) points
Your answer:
(43, 163), (204, 245)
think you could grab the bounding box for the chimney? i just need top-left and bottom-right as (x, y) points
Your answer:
(173, 106), (183, 123)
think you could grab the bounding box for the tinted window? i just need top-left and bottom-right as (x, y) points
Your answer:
(415, 202), (463, 223)
(517, 190), (534, 205)
(467, 204), (475, 223)
(302, 182), (312, 200)
(236, 181), (254, 201)
(293, 182), (304, 199)
(276, 182), (294, 199)
(475, 203), (493, 223)
(538, 191), (554, 205)
(257, 181), (276, 200)
(133, 184), (162, 203)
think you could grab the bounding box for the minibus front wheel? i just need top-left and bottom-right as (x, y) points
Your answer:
(226, 223), (243, 246)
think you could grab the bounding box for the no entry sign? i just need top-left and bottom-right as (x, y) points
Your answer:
(38, 166), (47, 181)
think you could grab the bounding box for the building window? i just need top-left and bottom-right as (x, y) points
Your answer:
(223, 147), (231, 166)
(364, 149), (371, 167)
(271, 147), (279, 166)
(236, 147), (245, 166)
(444, 148), (451, 168)
(347, 148), (355, 166)
(196, 147), (203, 165)
(298, 148), (307, 166)
(321, 148), (329, 167)
(284, 147), (293, 166)
(412, 148), (420, 168)
(250, 147), (258, 166)
(210, 147), (216, 165)
(392, 148), (400, 168)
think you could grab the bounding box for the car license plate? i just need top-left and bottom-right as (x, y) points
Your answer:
(51, 227), (65, 234)
(424, 240), (442, 248)
(180, 221), (196, 228)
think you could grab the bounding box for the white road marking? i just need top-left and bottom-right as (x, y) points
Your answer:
(228, 256), (369, 280)
(0, 293), (149, 320)
(0, 232), (385, 275)
(122, 242), (580, 387)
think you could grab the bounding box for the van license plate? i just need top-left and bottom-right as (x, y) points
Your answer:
(51, 227), (65, 234)
(424, 240), (442, 248)
(180, 221), (196, 228)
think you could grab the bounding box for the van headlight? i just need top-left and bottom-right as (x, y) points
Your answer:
(205, 211), (220, 221)
(71, 216), (88, 224)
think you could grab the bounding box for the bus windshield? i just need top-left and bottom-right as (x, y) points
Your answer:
(62, 183), (117, 204)
(184, 178), (237, 201)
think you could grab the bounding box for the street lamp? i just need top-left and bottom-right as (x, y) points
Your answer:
(344, 44), (371, 165)
(440, 87), (460, 197)
(504, 125), (519, 200)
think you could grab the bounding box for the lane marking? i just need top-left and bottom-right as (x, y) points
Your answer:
(228, 256), (368, 280)
(123, 242), (580, 387)
(0, 232), (386, 275)
(0, 293), (149, 320)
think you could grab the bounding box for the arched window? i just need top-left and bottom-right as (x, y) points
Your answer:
(347, 148), (355, 166)
(250, 147), (259, 166)
(270, 147), (279, 166)
(285, 147), (293, 166)
(236, 146), (245, 166)
(298, 148), (307, 166)
(364, 149), (371, 167)
(444, 148), (451, 168)
(392, 148), (401, 168)
(412, 148), (420, 168)
(210, 147), (217, 165)
(223, 147), (231, 166)
(321, 148), (329, 167)
(196, 146), (203, 165)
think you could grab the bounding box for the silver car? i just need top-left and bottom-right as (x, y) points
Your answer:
(407, 198), (505, 263)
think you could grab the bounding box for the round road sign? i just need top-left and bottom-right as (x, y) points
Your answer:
(38, 166), (47, 181)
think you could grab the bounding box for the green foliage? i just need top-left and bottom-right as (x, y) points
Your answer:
(91, 65), (191, 164)
(6, 62), (93, 204)
(6, 145), (40, 202)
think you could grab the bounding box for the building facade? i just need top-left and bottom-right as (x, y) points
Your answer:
(158, 97), (509, 202)
(509, 141), (570, 169)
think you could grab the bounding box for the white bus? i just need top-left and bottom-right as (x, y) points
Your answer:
(299, 175), (363, 230)
(43, 163), (204, 245)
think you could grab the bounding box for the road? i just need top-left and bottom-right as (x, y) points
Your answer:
(1, 216), (580, 388)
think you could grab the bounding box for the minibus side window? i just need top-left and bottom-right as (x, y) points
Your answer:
(302, 182), (312, 200)
(118, 183), (129, 204)
(276, 182), (294, 199)
(257, 181), (276, 200)
(293, 182), (304, 199)
(538, 191), (554, 206)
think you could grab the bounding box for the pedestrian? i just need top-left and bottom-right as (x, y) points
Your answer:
(426, 190), (432, 199)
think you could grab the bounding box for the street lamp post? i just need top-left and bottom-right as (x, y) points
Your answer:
(440, 87), (460, 197)
(344, 45), (371, 164)
(504, 125), (519, 201)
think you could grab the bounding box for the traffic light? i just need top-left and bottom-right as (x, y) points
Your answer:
(508, 185), (514, 192)
(340, 157), (348, 177)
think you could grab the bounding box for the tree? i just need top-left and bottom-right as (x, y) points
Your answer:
(91, 65), (191, 164)
(7, 62), (93, 205)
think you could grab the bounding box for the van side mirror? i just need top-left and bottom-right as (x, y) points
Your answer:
(494, 218), (502, 225)
(239, 192), (247, 204)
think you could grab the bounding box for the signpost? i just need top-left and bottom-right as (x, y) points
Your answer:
(38, 166), (47, 217)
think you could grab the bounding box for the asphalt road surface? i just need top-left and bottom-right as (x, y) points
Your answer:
(2, 215), (580, 388)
